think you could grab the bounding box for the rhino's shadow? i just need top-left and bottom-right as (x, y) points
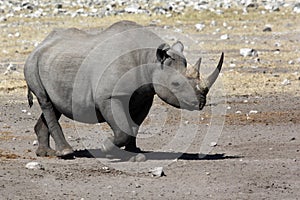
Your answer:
(71, 149), (241, 161)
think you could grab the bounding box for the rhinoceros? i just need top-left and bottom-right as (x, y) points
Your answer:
(24, 20), (223, 160)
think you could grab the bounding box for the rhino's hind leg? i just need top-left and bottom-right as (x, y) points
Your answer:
(34, 114), (56, 156)
(37, 98), (73, 157)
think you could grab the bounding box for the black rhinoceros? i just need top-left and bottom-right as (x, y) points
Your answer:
(24, 20), (223, 160)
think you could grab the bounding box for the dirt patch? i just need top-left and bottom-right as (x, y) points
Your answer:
(0, 7), (299, 200)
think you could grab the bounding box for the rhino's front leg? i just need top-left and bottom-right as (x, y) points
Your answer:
(100, 98), (146, 161)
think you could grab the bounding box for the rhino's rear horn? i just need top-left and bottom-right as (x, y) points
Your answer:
(195, 57), (202, 79)
(207, 52), (224, 88)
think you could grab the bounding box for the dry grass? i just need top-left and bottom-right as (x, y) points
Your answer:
(0, 8), (299, 96)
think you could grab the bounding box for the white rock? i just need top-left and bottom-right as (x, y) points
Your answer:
(281, 79), (291, 85)
(7, 63), (16, 71)
(0, 17), (7, 22)
(215, 9), (224, 15)
(32, 140), (38, 146)
(150, 167), (165, 177)
(25, 162), (44, 170)
(14, 32), (20, 37)
(195, 23), (205, 31)
(210, 142), (217, 147)
(229, 63), (236, 67)
(249, 110), (258, 114)
(236, 111), (242, 114)
(240, 48), (258, 57)
(124, 4), (140, 13)
(294, 4), (300, 13)
(288, 60), (294, 65)
(273, 49), (280, 54)
(210, 20), (217, 26)
(274, 42), (281, 47)
(107, 185), (112, 189)
(220, 34), (229, 40)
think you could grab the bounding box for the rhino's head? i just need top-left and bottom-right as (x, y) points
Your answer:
(152, 41), (224, 111)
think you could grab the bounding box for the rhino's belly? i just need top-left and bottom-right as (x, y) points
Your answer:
(41, 74), (105, 124)
(52, 96), (105, 124)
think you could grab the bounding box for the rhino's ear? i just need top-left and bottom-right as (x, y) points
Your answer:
(156, 43), (170, 64)
(172, 41), (184, 53)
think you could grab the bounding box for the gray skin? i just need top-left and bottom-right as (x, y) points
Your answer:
(24, 20), (223, 159)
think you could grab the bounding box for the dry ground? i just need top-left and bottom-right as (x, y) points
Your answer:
(0, 8), (300, 199)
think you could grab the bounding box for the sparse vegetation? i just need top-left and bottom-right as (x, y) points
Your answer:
(0, 8), (299, 97)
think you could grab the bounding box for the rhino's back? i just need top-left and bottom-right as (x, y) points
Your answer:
(37, 20), (145, 90)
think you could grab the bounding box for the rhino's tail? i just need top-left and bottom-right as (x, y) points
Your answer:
(27, 88), (33, 108)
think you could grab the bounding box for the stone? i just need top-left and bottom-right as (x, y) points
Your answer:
(32, 140), (38, 146)
(0, 17), (7, 22)
(150, 167), (165, 177)
(124, 4), (140, 13)
(281, 79), (291, 86)
(55, 4), (63, 9)
(293, 3), (300, 13)
(249, 110), (258, 114)
(15, 32), (20, 37)
(210, 142), (217, 147)
(240, 48), (258, 57)
(195, 23), (205, 31)
(288, 60), (294, 65)
(25, 162), (44, 170)
(263, 27), (272, 32)
(220, 34), (229, 40)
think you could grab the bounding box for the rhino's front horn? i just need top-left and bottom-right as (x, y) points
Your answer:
(207, 52), (224, 88)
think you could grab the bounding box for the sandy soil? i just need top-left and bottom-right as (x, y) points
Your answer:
(0, 8), (300, 200)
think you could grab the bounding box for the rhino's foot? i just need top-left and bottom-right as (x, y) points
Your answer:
(36, 147), (56, 157)
(105, 152), (147, 162)
(128, 153), (147, 162)
(101, 139), (146, 162)
(103, 148), (147, 162)
(55, 148), (74, 157)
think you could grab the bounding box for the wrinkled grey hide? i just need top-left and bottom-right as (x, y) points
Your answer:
(24, 20), (223, 159)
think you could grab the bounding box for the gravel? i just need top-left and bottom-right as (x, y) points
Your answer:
(0, 0), (298, 20)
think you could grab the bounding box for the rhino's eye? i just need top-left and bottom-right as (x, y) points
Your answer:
(171, 81), (180, 87)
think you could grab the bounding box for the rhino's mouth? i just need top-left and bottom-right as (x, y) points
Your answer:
(179, 98), (206, 111)
(180, 99), (202, 111)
